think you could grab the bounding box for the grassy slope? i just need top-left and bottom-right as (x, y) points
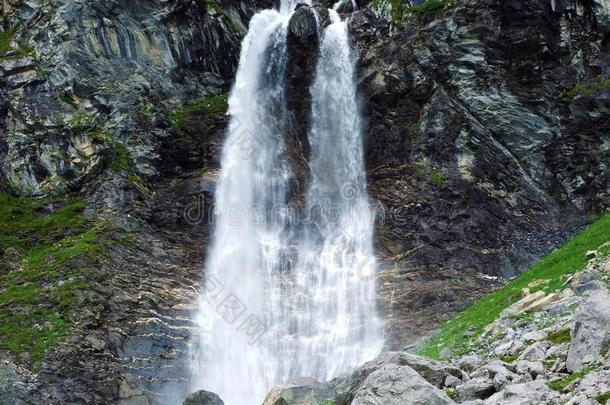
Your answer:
(418, 213), (610, 359)
(0, 194), (104, 367)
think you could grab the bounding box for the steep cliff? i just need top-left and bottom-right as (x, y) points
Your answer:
(0, 0), (608, 403)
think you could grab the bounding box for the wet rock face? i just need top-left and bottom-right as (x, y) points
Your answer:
(285, 4), (320, 205)
(347, 0), (610, 347)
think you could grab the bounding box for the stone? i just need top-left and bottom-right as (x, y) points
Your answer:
(514, 360), (544, 378)
(455, 378), (495, 401)
(517, 342), (548, 362)
(572, 370), (610, 399)
(183, 390), (224, 405)
(350, 363), (455, 405)
(522, 330), (546, 342)
(458, 356), (484, 373)
(288, 4), (318, 39)
(493, 340), (525, 357)
(335, 0), (355, 14)
(567, 289), (610, 372)
(391, 352), (465, 388)
(585, 250), (597, 260)
(484, 381), (559, 404)
(444, 375), (461, 388)
(262, 378), (333, 405)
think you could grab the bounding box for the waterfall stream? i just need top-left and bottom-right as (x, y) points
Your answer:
(189, 3), (384, 404)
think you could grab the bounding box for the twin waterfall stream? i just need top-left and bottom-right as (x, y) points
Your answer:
(189, 1), (384, 403)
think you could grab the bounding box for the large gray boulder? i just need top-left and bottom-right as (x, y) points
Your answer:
(350, 363), (455, 405)
(183, 390), (224, 405)
(567, 289), (610, 372)
(262, 378), (334, 405)
(334, 350), (464, 403)
(484, 381), (559, 405)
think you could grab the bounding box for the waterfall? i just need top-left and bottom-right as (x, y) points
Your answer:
(189, 3), (384, 404)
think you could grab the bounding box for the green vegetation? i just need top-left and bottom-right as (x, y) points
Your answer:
(547, 328), (571, 345)
(565, 75), (610, 99)
(0, 29), (36, 61)
(0, 193), (106, 367)
(0, 29), (14, 54)
(67, 113), (134, 173)
(110, 143), (131, 172)
(169, 93), (229, 131)
(371, 0), (404, 23)
(418, 213), (610, 359)
(408, 0), (455, 16)
(500, 354), (518, 363)
(547, 366), (597, 392)
(413, 160), (448, 188)
(445, 388), (458, 400)
(596, 392), (610, 404)
(317, 401), (335, 405)
(408, 122), (421, 138)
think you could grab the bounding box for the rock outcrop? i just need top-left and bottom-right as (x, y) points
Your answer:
(349, 0), (610, 347)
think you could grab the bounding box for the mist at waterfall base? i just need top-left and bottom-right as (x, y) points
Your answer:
(189, 2), (384, 404)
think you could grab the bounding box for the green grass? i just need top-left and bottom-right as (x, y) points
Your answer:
(418, 213), (610, 359)
(0, 194), (86, 252)
(413, 160), (448, 189)
(547, 366), (597, 392)
(596, 392), (610, 404)
(0, 29), (15, 54)
(500, 354), (518, 363)
(169, 93), (228, 131)
(565, 75), (610, 99)
(547, 328), (571, 344)
(444, 388), (458, 400)
(0, 193), (103, 367)
(0, 29), (36, 62)
(109, 143), (132, 173)
(408, 122), (421, 138)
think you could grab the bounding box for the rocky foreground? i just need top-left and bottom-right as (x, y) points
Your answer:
(186, 246), (610, 405)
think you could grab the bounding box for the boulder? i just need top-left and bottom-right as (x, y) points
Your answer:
(567, 289), (610, 372)
(484, 381), (559, 405)
(517, 342), (548, 362)
(350, 363), (455, 404)
(183, 390), (224, 405)
(455, 377), (495, 401)
(334, 351), (463, 403)
(262, 378), (334, 405)
(515, 360), (544, 378)
(288, 4), (318, 39)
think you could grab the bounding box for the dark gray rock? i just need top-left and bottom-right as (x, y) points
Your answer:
(183, 390), (224, 405)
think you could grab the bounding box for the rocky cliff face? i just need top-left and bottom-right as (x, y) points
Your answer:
(0, 0), (609, 403)
(350, 0), (610, 347)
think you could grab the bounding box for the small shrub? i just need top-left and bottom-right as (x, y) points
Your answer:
(170, 93), (228, 131)
(0, 29), (15, 54)
(596, 392), (610, 404)
(547, 329), (571, 344)
(565, 75), (610, 99)
(547, 366), (597, 392)
(500, 354), (518, 363)
(445, 388), (458, 400)
(408, 122), (421, 138)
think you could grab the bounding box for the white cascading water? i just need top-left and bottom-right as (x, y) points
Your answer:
(189, 2), (384, 404)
